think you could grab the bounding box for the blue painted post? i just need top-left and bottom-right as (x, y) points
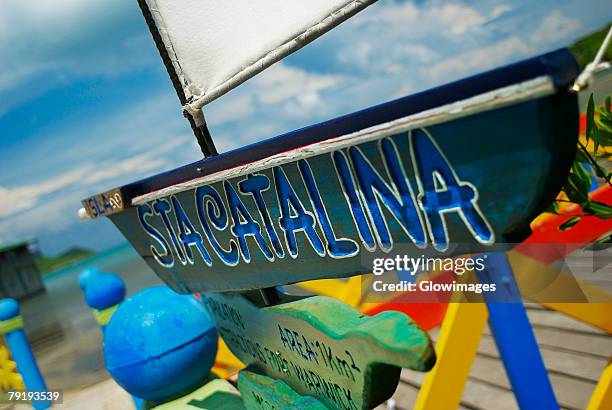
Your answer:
(80, 272), (144, 409)
(0, 299), (50, 410)
(476, 252), (559, 410)
(82, 272), (126, 332)
(78, 267), (101, 290)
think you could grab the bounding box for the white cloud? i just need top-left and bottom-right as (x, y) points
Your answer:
(439, 4), (486, 35)
(0, 139), (192, 252)
(356, 2), (486, 35)
(530, 10), (582, 46)
(426, 36), (532, 81)
(0, 190), (85, 245)
(8, 91), (192, 179)
(207, 94), (255, 125)
(202, 62), (345, 154)
(341, 42), (375, 67)
(393, 82), (416, 99)
(254, 63), (341, 106)
(206, 62), (342, 131)
(490, 5), (512, 20)
(0, 187), (37, 218)
(330, 1), (494, 85)
(0, 165), (93, 218)
(80, 141), (182, 186)
(0, 144), (177, 220)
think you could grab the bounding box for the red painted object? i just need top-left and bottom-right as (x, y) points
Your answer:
(520, 185), (612, 263)
(364, 287), (452, 331)
(363, 271), (455, 331)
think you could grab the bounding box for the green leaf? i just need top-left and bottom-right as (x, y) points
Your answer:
(545, 201), (560, 214)
(606, 96), (611, 113)
(597, 129), (612, 148)
(584, 200), (612, 219)
(586, 94), (595, 143)
(574, 161), (592, 182)
(600, 122), (612, 136)
(594, 233), (612, 244)
(577, 148), (610, 181)
(600, 109), (612, 124)
(570, 162), (593, 197)
(585, 200), (612, 214)
(559, 216), (580, 230)
(599, 111), (612, 135)
(593, 125), (600, 157)
(574, 148), (590, 163)
(564, 174), (589, 203)
(598, 151), (612, 159)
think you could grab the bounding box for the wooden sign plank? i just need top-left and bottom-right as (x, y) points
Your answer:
(89, 49), (578, 293)
(202, 293), (435, 410)
(238, 370), (327, 410)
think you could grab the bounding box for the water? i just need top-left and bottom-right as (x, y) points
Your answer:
(19, 243), (163, 391)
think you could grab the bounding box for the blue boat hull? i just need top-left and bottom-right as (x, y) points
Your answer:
(83, 49), (579, 293)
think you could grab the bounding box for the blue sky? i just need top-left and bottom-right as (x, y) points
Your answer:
(0, 0), (610, 255)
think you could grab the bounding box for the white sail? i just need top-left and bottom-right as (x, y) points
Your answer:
(142, 0), (377, 113)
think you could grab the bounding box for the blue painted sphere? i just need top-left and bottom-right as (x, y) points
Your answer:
(0, 299), (20, 320)
(103, 286), (218, 402)
(84, 273), (126, 310)
(78, 267), (101, 289)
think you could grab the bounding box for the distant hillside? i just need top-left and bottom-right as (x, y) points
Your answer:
(36, 247), (96, 274)
(571, 25), (612, 69)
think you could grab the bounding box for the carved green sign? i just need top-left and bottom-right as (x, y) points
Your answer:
(238, 370), (327, 409)
(150, 377), (245, 410)
(203, 293), (435, 410)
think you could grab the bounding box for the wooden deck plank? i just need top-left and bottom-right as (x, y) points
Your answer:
(374, 380), (473, 410)
(548, 373), (597, 410)
(400, 369), (425, 385)
(430, 320), (608, 382)
(390, 303), (611, 410)
(374, 380), (419, 410)
(475, 335), (607, 382)
(400, 367), (519, 410)
(468, 354), (596, 410)
(460, 379), (518, 410)
(540, 349), (606, 383)
(532, 327), (611, 357)
(526, 308), (607, 334)
(483, 326), (612, 357)
(398, 352), (598, 410)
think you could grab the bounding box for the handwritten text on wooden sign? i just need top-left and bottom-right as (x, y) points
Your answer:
(203, 293), (435, 409)
(238, 370), (326, 410)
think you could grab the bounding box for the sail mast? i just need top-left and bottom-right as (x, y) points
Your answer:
(137, 0), (377, 157)
(137, 0), (218, 157)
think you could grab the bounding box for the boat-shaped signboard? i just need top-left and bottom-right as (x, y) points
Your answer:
(81, 49), (579, 293)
